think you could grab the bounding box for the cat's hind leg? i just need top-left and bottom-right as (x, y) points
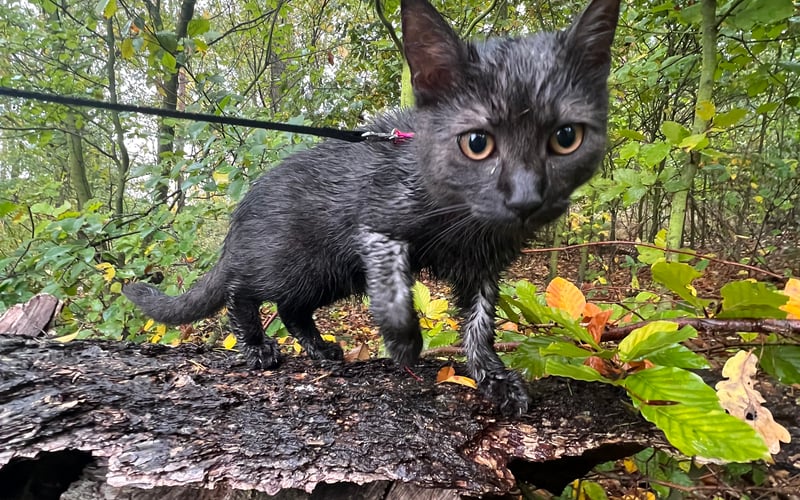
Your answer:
(278, 304), (343, 361)
(227, 294), (283, 369)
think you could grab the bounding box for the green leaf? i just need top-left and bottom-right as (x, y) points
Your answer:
(426, 330), (458, 349)
(729, 0), (794, 29)
(623, 367), (769, 462)
(646, 344), (710, 370)
(546, 359), (608, 383)
(187, 18), (211, 37)
(759, 345), (800, 385)
(618, 321), (697, 362)
(0, 200), (18, 217)
(718, 280), (788, 319)
(95, 0), (116, 18)
(661, 121), (690, 145)
(651, 261), (710, 309)
(695, 100), (716, 121)
(541, 341), (595, 359)
(121, 38), (134, 59)
(714, 108), (748, 128)
(161, 51), (177, 72)
(678, 133), (709, 151)
(618, 141), (640, 160)
(640, 141), (670, 167)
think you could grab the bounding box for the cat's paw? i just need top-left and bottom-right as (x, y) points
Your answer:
(242, 342), (283, 370)
(480, 369), (530, 416)
(305, 340), (344, 361)
(385, 334), (423, 368)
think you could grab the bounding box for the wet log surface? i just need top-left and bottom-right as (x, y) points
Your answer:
(1, 334), (663, 499)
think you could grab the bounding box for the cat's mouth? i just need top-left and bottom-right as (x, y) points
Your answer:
(470, 197), (570, 228)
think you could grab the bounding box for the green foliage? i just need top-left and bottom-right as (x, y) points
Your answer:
(503, 253), (797, 463)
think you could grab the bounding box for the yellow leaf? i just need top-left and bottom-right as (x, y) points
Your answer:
(222, 333), (237, 350)
(143, 319), (155, 331)
(715, 351), (791, 455)
(780, 278), (800, 319)
(321, 334), (337, 343)
(54, 332), (79, 343)
(623, 457), (638, 473)
(212, 170), (229, 186)
(545, 277), (586, 320)
(440, 375), (478, 389)
(95, 262), (116, 282)
(426, 298), (449, 319)
(696, 100), (716, 121)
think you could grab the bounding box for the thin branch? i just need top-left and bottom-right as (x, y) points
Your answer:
(522, 240), (785, 280)
(375, 0), (403, 53)
(464, 0), (499, 37)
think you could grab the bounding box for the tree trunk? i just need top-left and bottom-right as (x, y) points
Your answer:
(63, 112), (92, 210)
(0, 334), (660, 499)
(105, 18), (131, 218)
(665, 0), (717, 255)
(148, 0), (197, 205)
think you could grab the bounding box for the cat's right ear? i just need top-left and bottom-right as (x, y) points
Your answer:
(567, 0), (620, 74)
(401, 0), (468, 106)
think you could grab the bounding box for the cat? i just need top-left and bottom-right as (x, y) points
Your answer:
(124, 0), (620, 415)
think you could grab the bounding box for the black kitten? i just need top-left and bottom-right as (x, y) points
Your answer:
(124, 0), (620, 415)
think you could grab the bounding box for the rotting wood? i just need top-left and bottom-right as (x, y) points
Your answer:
(0, 334), (659, 499)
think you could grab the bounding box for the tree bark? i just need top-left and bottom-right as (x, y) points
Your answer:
(0, 334), (661, 499)
(665, 0), (717, 254)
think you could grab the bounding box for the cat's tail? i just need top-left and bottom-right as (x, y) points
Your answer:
(123, 263), (226, 326)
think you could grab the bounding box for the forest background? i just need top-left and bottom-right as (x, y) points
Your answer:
(1, 0), (799, 496)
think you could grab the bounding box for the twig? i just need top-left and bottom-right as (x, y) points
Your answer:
(522, 240), (785, 280)
(602, 318), (800, 341)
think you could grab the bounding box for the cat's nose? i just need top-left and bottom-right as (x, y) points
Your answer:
(504, 172), (544, 220)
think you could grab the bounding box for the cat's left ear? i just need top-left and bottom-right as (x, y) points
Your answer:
(401, 0), (469, 105)
(567, 0), (620, 72)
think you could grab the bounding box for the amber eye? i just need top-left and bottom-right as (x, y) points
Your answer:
(548, 124), (584, 155)
(458, 131), (495, 160)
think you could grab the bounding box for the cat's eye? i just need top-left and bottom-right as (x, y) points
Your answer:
(549, 124), (584, 155)
(458, 131), (495, 160)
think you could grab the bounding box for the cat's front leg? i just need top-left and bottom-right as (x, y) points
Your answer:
(360, 231), (422, 367)
(459, 280), (530, 415)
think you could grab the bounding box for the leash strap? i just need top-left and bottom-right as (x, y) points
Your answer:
(0, 86), (373, 143)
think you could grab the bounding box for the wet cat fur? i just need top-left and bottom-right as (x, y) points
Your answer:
(124, 0), (620, 415)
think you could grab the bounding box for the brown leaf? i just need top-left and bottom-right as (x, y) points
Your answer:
(586, 308), (613, 343)
(715, 351), (791, 455)
(344, 344), (370, 363)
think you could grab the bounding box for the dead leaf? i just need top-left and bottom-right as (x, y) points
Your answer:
(436, 365), (455, 383)
(715, 350), (791, 455)
(586, 308), (613, 343)
(222, 333), (237, 350)
(582, 302), (602, 320)
(344, 344), (370, 362)
(546, 277), (586, 320)
(434, 365), (477, 388)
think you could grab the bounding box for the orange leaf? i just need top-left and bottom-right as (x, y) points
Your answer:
(436, 365), (455, 383)
(545, 277), (586, 320)
(587, 308), (613, 343)
(584, 355), (620, 378)
(582, 302), (602, 320)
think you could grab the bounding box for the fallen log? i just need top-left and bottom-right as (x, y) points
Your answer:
(0, 333), (660, 499)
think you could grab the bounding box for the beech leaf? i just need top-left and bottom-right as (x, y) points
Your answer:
(715, 351), (791, 455)
(545, 277), (586, 320)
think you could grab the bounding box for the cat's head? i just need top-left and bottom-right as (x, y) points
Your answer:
(401, 0), (620, 229)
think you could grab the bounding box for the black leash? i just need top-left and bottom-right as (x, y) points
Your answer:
(0, 86), (371, 143)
